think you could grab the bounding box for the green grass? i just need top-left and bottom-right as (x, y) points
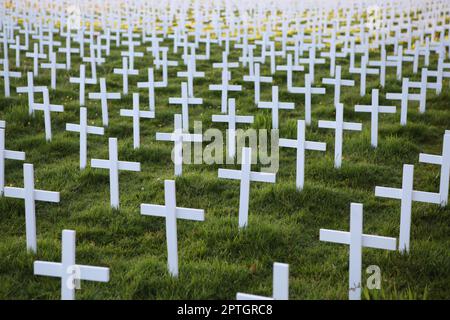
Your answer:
(0, 34), (449, 300)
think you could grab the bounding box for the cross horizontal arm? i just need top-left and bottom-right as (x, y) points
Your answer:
(318, 120), (336, 129)
(141, 204), (204, 221)
(236, 293), (274, 300)
(279, 138), (296, 148)
(34, 190), (60, 202)
(343, 122), (362, 131)
(218, 168), (241, 180)
(33, 104), (64, 112)
(250, 172), (276, 183)
(305, 141), (326, 151)
(419, 153), (443, 165)
(4, 150), (25, 160)
(91, 159), (111, 169)
(34, 261), (62, 277)
(235, 116), (254, 123)
(375, 186), (403, 199)
(3, 187), (25, 199)
(87, 126), (105, 135)
(413, 190), (441, 204)
(78, 265), (110, 282)
(117, 161), (141, 172)
(320, 229), (397, 250)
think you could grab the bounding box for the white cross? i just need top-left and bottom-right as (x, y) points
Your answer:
(88, 78), (121, 127)
(213, 51), (239, 71)
(318, 103), (362, 168)
(289, 73), (326, 126)
(156, 114), (202, 176)
(236, 262), (289, 300)
(218, 147), (276, 228)
(141, 180), (204, 277)
(91, 138), (141, 209)
(299, 47), (325, 84)
(4, 163), (60, 252)
(354, 89), (396, 147)
(58, 33), (79, 70)
(137, 68), (163, 112)
(243, 63), (272, 104)
(41, 51), (66, 90)
(177, 54), (204, 98)
(16, 72), (46, 115)
(0, 128), (25, 195)
(154, 49), (178, 87)
(419, 131), (450, 207)
(66, 107), (104, 169)
(368, 46), (389, 87)
(82, 44), (104, 83)
(386, 78), (419, 126)
(375, 164), (441, 253)
(322, 65), (355, 106)
(0, 58), (21, 97)
(349, 55), (379, 96)
(258, 86), (294, 130)
(277, 53), (304, 91)
(25, 43), (46, 77)
(70, 64), (96, 106)
(212, 98), (254, 159)
(320, 203), (396, 300)
(121, 42), (143, 70)
(34, 229), (109, 300)
(408, 68), (438, 113)
(387, 45), (414, 80)
(279, 120), (326, 190)
(169, 82), (203, 132)
(120, 93), (155, 149)
(10, 35), (25, 68)
(113, 57), (138, 95)
(32, 87), (64, 141)
(209, 67), (242, 113)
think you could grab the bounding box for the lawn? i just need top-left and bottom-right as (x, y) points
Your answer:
(0, 32), (449, 300)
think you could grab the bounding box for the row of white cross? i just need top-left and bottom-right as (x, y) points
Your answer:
(2, 128), (448, 300)
(1, 0), (450, 301)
